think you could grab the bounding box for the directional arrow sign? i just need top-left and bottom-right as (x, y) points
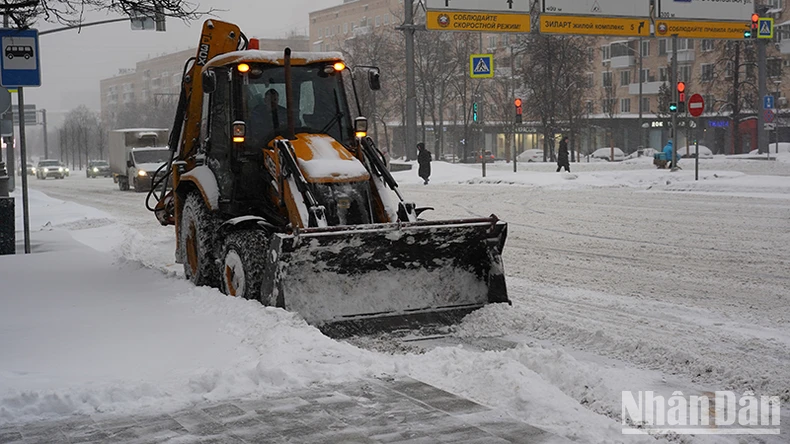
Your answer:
(425, 0), (530, 12)
(659, 0), (754, 21)
(543, 0), (649, 17)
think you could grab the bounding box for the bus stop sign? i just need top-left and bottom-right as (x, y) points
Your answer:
(0, 28), (41, 88)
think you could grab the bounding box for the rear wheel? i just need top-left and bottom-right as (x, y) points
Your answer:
(219, 230), (268, 300)
(180, 192), (219, 287)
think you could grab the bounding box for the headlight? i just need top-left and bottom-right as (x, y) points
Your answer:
(65, 168), (69, 172)
(43, 168), (49, 173)
(93, 167), (98, 172)
(138, 170), (148, 177)
(31, 168), (36, 172)
(58, 167), (63, 172)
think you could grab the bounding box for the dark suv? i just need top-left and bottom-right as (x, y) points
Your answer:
(36, 159), (68, 180)
(87, 160), (111, 178)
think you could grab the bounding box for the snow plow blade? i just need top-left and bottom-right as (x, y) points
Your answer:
(261, 217), (508, 337)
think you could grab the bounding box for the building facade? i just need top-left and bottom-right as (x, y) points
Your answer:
(99, 37), (309, 129)
(308, 1), (790, 158)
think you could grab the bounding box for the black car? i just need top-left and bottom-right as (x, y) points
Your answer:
(87, 160), (112, 178)
(36, 159), (68, 180)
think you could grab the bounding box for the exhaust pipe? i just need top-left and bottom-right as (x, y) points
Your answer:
(284, 48), (296, 140)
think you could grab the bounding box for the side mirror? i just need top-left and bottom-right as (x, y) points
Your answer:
(202, 70), (216, 94)
(354, 117), (368, 138)
(126, 160), (133, 168)
(368, 69), (381, 91)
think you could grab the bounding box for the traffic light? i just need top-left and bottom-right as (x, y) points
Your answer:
(669, 102), (678, 113)
(677, 81), (686, 113)
(746, 13), (759, 39)
(473, 102), (479, 123)
(514, 98), (523, 124)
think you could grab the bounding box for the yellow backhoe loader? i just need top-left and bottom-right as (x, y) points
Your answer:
(148, 20), (509, 336)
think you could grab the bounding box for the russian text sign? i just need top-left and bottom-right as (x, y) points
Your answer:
(541, 14), (650, 37)
(427, 11), (530, 33)
(654, 20), (750, 39)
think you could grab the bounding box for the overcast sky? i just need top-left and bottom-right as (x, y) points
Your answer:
(23, 0), (341, 116)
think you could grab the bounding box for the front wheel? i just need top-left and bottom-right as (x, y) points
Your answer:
(180, 192), (219, 287)
(118, 176), (129, 191)
(219, 230), (269, 300)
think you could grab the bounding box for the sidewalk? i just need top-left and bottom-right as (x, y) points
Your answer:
(0, 377), (569, 444)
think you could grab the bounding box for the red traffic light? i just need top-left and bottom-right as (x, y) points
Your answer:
(677, 81), (686, 93)
(514, 98), (522, 107)
(752, 13), (759, 23)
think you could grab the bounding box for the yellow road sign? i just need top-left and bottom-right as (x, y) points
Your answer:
(426, 10), (530, 33)
(540, 14), (650, 37)
(655, 20), (750, 40)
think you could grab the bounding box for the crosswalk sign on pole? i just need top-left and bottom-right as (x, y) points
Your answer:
(470, 54), (494, 79)
(758, 18), (774, 39)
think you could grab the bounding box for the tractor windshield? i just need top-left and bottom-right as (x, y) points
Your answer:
(241, 63), (353, 148)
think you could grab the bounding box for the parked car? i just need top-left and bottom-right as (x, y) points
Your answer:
(441, 153), (459, 162)
(26, 163), (36, 175)
(464, 150), (496, 163)
(624, 148), (658, 160)
(35, 159), (68, 180)
(590, 147), (625, 162)
(87, 160), (112, 178)
(516, 149), (545, 162)
(677, 144), (714, 159)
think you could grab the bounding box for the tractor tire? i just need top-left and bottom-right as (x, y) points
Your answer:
(180, 192), (219, 288)
(219, 230), (269, 300)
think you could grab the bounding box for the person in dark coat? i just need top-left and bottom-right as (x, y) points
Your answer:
(417, 142), (432, 185)
(556, 136), (570, 172)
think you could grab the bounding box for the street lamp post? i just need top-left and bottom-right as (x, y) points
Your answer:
(774, 80), (781, 156)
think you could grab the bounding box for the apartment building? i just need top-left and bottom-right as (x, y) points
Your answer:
(99, 37), (309, 128)
(310, 0), (790, 156)
(309, 0), (403, 52)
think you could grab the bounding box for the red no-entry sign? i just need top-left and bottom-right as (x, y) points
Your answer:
(688, 94), (704, 118)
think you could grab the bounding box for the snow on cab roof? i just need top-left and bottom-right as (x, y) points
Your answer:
(204, 50), (344, 70)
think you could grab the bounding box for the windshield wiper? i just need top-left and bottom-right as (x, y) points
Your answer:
(320, 90), (343, 135)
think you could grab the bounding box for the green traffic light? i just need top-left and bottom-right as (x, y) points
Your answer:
(744, 31), (752, 38)
(669, 103), (678, 113)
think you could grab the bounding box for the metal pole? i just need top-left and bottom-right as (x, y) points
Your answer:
(775, 81), (780, 155)
(403, 0), (418, 161)
(3, 14), (14, 193)
(512, 45), (517, 173)
(757, 38), (767, 154)
(671, 34), (678, 171)
(695, 121), (699, 181)
(638, 38), (644, 149)
(479, 33), (486, 178)
(42, 109), (48, 158)
(17, 88), (30, 254)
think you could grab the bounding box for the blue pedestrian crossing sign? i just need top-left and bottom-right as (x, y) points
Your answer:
(758, 18), (774, 39)
(470, 54), (494, 79)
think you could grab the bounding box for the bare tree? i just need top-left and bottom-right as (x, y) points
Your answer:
(703, 41), (758, 154)
(1, 0), (210, 28)
(107, 98), (177, 130)
(519, 34), (591, 162)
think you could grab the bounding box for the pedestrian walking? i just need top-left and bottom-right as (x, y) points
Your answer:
(417, 142), (432, 185)
(556, 136), (570, 173)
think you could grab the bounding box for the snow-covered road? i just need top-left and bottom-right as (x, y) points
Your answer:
(3, 158), (789, 443)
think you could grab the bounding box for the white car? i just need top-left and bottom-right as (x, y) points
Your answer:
(590, 147), (625, 162)
(624, 148), (658, 160)
(676, 144), (714, 159)
(516, 149), (545, 162)
(749, 143), (790, 155)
